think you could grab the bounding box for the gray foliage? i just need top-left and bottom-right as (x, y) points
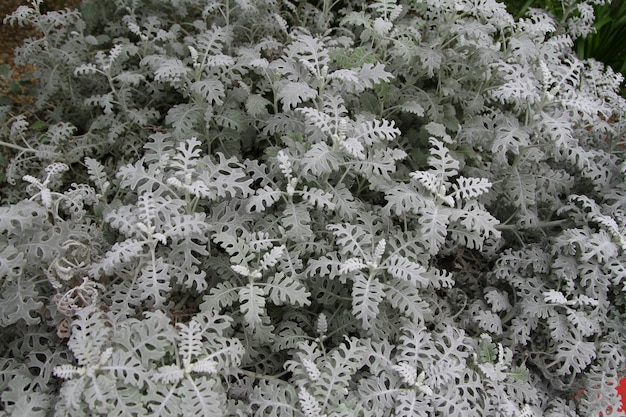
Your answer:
(1, 0), (625, 416)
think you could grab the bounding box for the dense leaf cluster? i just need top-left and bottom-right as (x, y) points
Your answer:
(1, 0), (625, 415)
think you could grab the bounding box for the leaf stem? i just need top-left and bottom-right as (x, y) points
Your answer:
(0, 140), (37, 154)
(495, 219), (566, 231)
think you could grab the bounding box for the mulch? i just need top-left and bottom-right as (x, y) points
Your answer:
(1, 0), (82, 102)
(1, 0), (38, 69)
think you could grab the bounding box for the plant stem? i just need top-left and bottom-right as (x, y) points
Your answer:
(0, 141), (36, 154)
(495, 219), (566, 231)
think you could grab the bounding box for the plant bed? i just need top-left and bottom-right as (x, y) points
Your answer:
(0, 0), (625, 416)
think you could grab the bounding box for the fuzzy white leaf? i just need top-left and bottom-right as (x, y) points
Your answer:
(153, 58), (190, 82)
(246, 185), (283, 213)
(340, 257), (366, 274)
(341, 136), (366, 159)
(85, 157), (110, 195)
(427, 137), (459, 182)
(137, 257), (171, 308)
(246, 94), (272, 117)
(543, 289), (569, 305)
(315, 313), (328, 336)
(424, 122), (449, 140)
(231, 264), (251, 277)
(399, 100), (425, 116)
(475, 310), (503, 334)
(177, 319), (204, 363)
(385, 255), (429, 287)
(419, 202), (450, 256)
(259, 246), (285, 271)
(278, 82), (317, 111)
(410, 171), (441, 195)
(301, 143), (343, 177)
(555, 339), (596, 375)
(74, 63), (99, 76)
(297, 107), (333, 135)
(189, 79), (225, 105)
(328, 68), (360, 85)
(301, 358), (321, 381)
(192, 358), (219, 374)
(239, 284), (267, 327)
(298, 387), (323, 417)
(300, 186), (336, 210)
(484, 289), (511, 312)
(281, 202), (313, 240)
(385, 279), (431, 323)
(357, 62), (394, 88)
(265, 272), (310, 306)
(91, 239), (144, 276)
(352, 118), (400, 145)
(53, 364), (83, 379)
(450, 177), (492, 201)
(155, 365), (185, 384)
(393, 362), (417, 386)
(352, 273), (385, 330)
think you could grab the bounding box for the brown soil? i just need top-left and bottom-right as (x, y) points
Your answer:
(1, 0), (82, 101)
(1, 1), (37, 68)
